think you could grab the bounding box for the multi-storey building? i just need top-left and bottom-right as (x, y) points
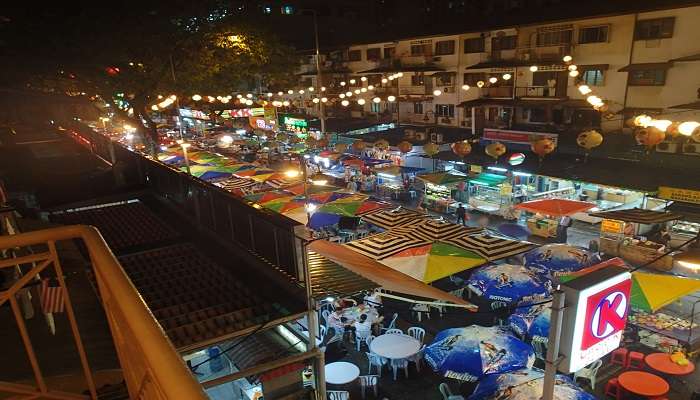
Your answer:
(296, 4), (700, 155)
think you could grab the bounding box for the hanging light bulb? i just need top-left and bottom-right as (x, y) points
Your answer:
(245, 99), (253, 105)
(357, 99), (366, 105)
(489, 77), (498, 84)
(246, 93), (253, 98)
(563, 55), (573, 63)
(387, 95), (396, 102)
(367, 85), (374, 90)
(308, 86), (314, 92)
(388, 75), (395, 81)
(396, 72), (404, 77)
(339, 93), (346, 98)
(340, 81), (346, 86)
(151, 105), (159, 111)
(350, 79), (356, 84)
(191, 94), (202, 101)
(530, 66), (538, 72)
(321, 86), (326, 91)
(221, 98), (230, 104)
(277, 91), (284, 96)
(462, 84), (470, 91)
(207, 96), (215, 102)
(312, 98), (320, 103)
(282, 100), (290, 106)
(360, 76), (367, 82)
(433, 89), (442, 96)
(298, 89), (305, 94)
(266, 92), (273, 97)
(477, 81), (485, 88)
(341, 100), (349, 106)
(679, 121), (700, 136)
(502, 73), (512, 80)
(372, 97), (381, 103)
(321, 97), (328, 103)
(569, 70), (579, 77)
(649, 119), (672, 132)
(346, 91), (353, 97)
(634, 114), (653, 127)
(235, 94), (242, 99)
(287, 89), (294, 94)
(578, 85), (592, 95)
(361, 88), (367, 93)
(354, 89), (361, 94)
(381, 78), (388, 84)
(568, 65), (578, 71)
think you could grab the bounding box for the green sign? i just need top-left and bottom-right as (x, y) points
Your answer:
(282, 116), (308, 128)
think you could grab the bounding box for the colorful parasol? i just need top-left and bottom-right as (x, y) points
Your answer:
(244, 190), (291, 204)
(523, 244), (601, 278)
(466, 264), (552, 309)
(468, 368), (595, 400)
(379, 242), (485, 283)
(514, 198), (595, 217)
(630, 272), (700, 312)
(233, 168), (276, 178)
(425, 326), (534, 382)
(361, 207), (429, 229)
(446, 233), (536, 262)
(391, 219), (482, 242)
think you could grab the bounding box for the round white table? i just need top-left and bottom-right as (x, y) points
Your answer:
(325, 361), (360, 385)
(370, 333), (421, 359)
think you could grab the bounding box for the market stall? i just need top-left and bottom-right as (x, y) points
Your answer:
(416, 171), (469, 213)
(667, 200), (700, 249)
(590, 208), (683, 271)
(572, 182), (645, 224)
(467, 172), (510, 215)
(514, 198), (595, 238)
(374, 165), (424, 201)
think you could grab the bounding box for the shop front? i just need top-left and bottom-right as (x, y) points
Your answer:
(278, 114), (310, 136)
(374, 165), (424, 201)
(661, 186), (700, 249)
(467, 172), (510, 215)
(416, 170), (469, 213)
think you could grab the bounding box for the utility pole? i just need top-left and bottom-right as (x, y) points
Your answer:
(542, 290), (565, 400)
(169, 55), (185, 140)
(311, 10), (326, 136)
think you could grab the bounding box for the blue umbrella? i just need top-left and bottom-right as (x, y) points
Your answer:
(199, 171), (234, 181)
(425, 326), (534, 382)
(468, 368), (596, 400)
(523, 244), (601, 279)
(308, 212), (341, 230)
(507, 304), (550, 342)
(466, 264), (552, 309)
(497, 223), (531, 240)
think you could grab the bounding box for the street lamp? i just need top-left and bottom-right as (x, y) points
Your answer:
(177, 139), (191, 174)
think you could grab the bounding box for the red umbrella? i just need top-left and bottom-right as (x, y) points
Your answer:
(514, 198), (595, 217)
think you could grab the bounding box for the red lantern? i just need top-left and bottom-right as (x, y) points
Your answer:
(105, 66), (120, 76)
(397, 141), (413, 154)
(352, 140), (366, 152)
(531, 138), (556, 159)
(451, 141), (472, 158)
(423, 143), (439, 157)
(635, 128), (665, 149)
(374, 139), (389, 150)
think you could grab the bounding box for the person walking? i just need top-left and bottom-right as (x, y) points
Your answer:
(456, 203), (468, 226)
(556, 215), (572, 244)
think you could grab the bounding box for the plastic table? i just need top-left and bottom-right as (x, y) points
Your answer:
(617, 371), (669, 397)
(645, 353), (696, 375)
(325, 361), (360, 385)
(370, 333), (421, 360)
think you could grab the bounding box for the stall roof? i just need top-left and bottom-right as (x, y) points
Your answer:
(309, 240), (476, 309)
(307, 251), (378, 299)
(360, 207), (430, 229)
(470, 173), (508, 186)
(667, 201), (700, 223)
(416, 170), (469, 185)
(515, 198), (595, 217)
(588, 208), (683, 224)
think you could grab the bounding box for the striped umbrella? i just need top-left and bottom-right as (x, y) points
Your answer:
(361, 207), (429, 229)
(393, 219), (482, 242)
(217, 178), (257, 192)
(446, 234), (536, 262)
(344, 231), (428, 259)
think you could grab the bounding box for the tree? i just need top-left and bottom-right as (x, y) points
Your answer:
(0, 2), (300, 153)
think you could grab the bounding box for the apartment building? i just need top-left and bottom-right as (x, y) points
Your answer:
(296, 4), (700, 153)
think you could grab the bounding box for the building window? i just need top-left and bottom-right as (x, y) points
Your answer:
(347, 50), (362, 62)
(581, 69), (604, 86)
(435, 40), (455, 55)
(491, 35), (517, 50)
(383, 47), (396, 58)
(628, 69), (666, 86)
(435, 104), (455, 118)
(366, 48), (381, 61)
(536, 26), (573, 46)
(281, 5), (294, 14)
(435, 74), (454, 86)
(262, 5), (272, 14)
(371, 102), (382, 113)
(463, 37), (485, 53)
(410, 44), (431, 56)
(579, 25), (609, 44)
(463, 72), (486, 86)
(528, 108), (548, 122)
(411, 73), (425, 86)
(413, 103), (424, 114)
(635, 17), (675, 40)
(532, 71), (556, 86)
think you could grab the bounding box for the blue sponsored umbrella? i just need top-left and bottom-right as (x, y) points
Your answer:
(425, 326), (534, 382)
(497, 223), (532, 240)
(308, 212), (341, 230)
(468, 368), (596, 400)
(466, 264), (552, 309)
(507, 304), (550, 342)
(199, 170), (234, 181)
(523, 244), (601, 279)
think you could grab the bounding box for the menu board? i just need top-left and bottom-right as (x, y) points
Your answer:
(658, 186), (700, 205)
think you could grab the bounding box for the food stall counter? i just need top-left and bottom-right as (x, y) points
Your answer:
(600, 237), (673, 271)
(527, 217), (558, 238)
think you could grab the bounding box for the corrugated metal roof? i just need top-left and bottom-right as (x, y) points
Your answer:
(589, 208), (683, 224)
(307, 250), (378, 299)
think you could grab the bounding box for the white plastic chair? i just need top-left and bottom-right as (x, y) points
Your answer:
(390, 358), (409, 380)
(356, 328), (373, 351)
(439, 382), (465, 400)
(319, 324), (327, 340)
(328, 390), (350, 400)
(359, 375), (378, 399)
(574, 359), (602, 389)
(381, 313), (399, 333)
(385, 328), (403, 335)
(319, 302), (335, 314)
(321, 309), (331, 326)
(532, 336), (548, 361)
(366, 352), (386, 376)
(412, 303), (430, 322)
(408, 344), (426, 372)
(407, 327), (426, 344)
(365, 334), (375, 349)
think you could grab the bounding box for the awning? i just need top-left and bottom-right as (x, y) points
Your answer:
(307, 251), (378, 300)
(515, 198), (595, 217)
(358, 65), (445, 74)
(309, 240), (476, 309)
(588, 208), (683, 224)
(469, 172), (508, 186)
(618, 62), (673, 72)
(667, 201), (700, 223)
(416, 171), (469, 185)
(669, 101), (700, 110)
(670, 53), (700, 62)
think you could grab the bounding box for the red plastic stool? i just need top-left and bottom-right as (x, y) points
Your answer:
(610, 348), (628, 368)
(627, 351), (645, 369)
(604, 378), (621, 400)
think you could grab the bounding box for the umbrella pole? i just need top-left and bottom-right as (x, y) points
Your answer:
(542, 290), (565, 400)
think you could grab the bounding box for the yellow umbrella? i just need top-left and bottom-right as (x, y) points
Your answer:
(631, 272), (700, 312)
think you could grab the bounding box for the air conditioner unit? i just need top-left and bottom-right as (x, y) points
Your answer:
(656, 142), (679, 154)
(682, 143), (700, 155)
(430, 132), (444, 143)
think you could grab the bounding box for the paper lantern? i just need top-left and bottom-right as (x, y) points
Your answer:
(352, 140), (366, 152)
(531, 138), (556, 159)
(576, 130), (603, 150)
(635, 128), (665, 149)
(423, 143), (440, 157)
(374, 139), (389, 150)
(335, 143), (348, 153)
(451, 141), (472, 158)
(397, 141), (413, 154)
(485, 142), (507, 160)
(508, 153), (526, 166)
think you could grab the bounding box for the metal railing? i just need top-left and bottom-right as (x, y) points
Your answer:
(0, 225), (208, 400)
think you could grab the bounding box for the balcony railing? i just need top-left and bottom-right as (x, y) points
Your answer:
(0, 225), (207, 400)
(515, 86), (564, 98)
(480, 87), (514, 98)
